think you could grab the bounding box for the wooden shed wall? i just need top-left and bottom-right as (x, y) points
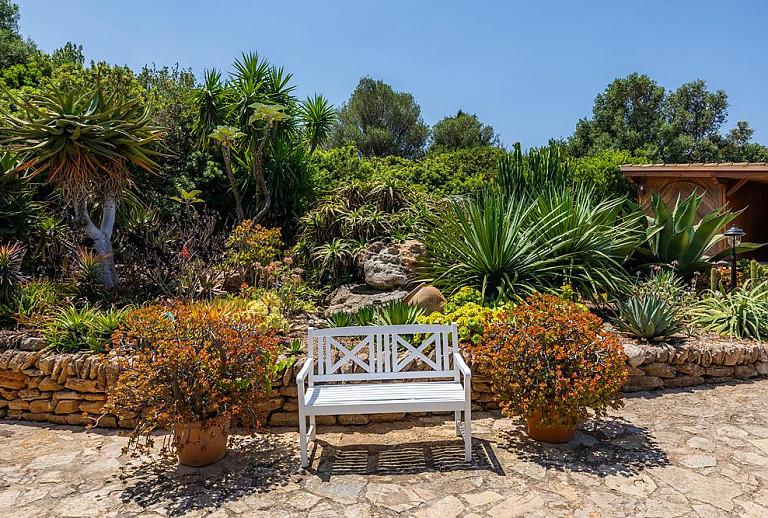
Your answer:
(729, 182), (768, 260)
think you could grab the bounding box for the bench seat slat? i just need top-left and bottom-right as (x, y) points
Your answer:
(304, 381), (465, 415)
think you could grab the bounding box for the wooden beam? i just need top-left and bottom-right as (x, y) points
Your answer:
(726, 178), (749, 198)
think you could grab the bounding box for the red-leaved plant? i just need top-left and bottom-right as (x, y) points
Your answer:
(104, 301), (281, 457)
(467, 293), (628, 427)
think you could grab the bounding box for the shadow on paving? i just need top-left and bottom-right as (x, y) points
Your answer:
(311, 438), (505, 481)
(115, 434), (301, 516)
(496, 417), (669, 477)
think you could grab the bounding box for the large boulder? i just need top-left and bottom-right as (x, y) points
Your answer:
(405, 284), (446, 315)
(357, 240), (426, 290)
(326, 284), (408, 316)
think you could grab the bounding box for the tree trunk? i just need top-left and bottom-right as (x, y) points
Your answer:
(74, 196), (119, 288)
(221, 146), (245, 222)
(251, 132), (272, 223)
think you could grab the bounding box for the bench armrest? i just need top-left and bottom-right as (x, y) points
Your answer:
(454, 351), (471, 378)
(297, 357), (313, 400)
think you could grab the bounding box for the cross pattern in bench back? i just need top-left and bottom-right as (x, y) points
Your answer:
(308, 324), (459, 383)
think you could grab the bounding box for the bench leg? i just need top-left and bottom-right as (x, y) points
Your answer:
(310, 414), (316, 441)
(454, 411), (461, 437)
(464, 404), (472, 462)
(299, 411), (308, 468)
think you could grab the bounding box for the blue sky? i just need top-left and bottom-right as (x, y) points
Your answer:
(17, 0), (768, 149)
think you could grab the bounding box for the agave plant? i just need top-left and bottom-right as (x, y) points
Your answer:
(614, 295), (685, 342)
(634, 192), (762, 279)
(693, 280), (768, 340)
(0, 85), (166, 287)
(70, 247), (103, 300)
(375, 299), (425, 326)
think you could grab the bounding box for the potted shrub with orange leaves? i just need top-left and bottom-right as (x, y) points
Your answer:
(469, 293), (627, 443)
(104, 302), (281, 466)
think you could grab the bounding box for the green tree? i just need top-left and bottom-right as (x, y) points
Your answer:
(430, 110), (500, 151)
(569, 73), (665, 158)
(660, 79), (729, 162)
(51, 42), (85, 68)
(0, 0), (36, 68)
(331, 77), (429, 159)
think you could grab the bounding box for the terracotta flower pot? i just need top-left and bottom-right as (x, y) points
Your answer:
(174, 416), (229, 467)
(526, 409), (576, 443)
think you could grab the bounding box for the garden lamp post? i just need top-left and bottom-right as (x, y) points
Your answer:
(723, 225), (745, 291)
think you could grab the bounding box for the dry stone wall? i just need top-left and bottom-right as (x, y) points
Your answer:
(2, 332), (767, 428)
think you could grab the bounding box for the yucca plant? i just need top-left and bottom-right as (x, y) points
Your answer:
(298, 94), (336, 154)
(693, 280), (768, 340)
(614, 295), (685, 342)
(375, 300), (425, 326)
(0, 84), (166, 288)
(634, 192), (762, 279)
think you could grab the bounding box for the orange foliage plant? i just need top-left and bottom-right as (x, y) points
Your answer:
(104, 302), (281, 456)
(467, 293), (628, 427)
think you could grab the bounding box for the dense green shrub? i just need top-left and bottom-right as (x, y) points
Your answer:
(572, 149), (648, 200)
(43, 305), (128, 353)
(314, 145), (506, 197)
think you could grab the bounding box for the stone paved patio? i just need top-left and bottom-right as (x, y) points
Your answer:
(2, 380), (768, 517)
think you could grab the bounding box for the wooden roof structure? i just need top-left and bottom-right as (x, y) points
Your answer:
(621, 163), (768, 259)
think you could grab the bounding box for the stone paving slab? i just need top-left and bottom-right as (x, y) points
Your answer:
(2, 380), (768, 517)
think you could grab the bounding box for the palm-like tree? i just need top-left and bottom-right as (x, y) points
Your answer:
(298, 94), (336, 154)
(0, 86), (165, 287)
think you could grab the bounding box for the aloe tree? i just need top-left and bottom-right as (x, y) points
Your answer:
(247, 102), (290, 221)
(0, 86), (165, 287)
(298, 94), (336, 154)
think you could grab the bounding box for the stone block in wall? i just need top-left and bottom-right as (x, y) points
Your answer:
(79, 401), (105, 414)
(733, 365), (758, 379)
(663, 376), (705, 388)
(64, 378), (104, 393)
(756, 361), (768, 376)
(623, 343), (646, 367)
(6, 410), (22, 419)
(370, 413), (406, 422)
(622, 375), (664, 392)
(268, 411), (299, 427)
(52, 391), (84, 405)
(0, 400), (7, 409)
(675, 363), (704, 377)
(7, 399), (29, 411)
(20, 337), (45, 351)
(118, 418), (136, 429)
(0, 376), (26, 390)
(37, 355), (55, 375)
(28, 400), (53, 413)
(641, 362), (676, 379)
(54, 400), (81, 414)
(21, 412), (51, 422)
(94, 415), (117, 428)
(316, 415), (336, 426)
(279, 385), (298, 397)
(64, 414), (89, 426)
(0, 389), (18, 399)
(27, 376), (42, 389)
(38, 377), (64, 392)
(626, 365), (645, 376)
(83, 393), (106, 402)
(705, 366), (734, 378)
(283, 400), (298, 413)
(338, 414), (370, 425)
(18, 389), (47, 402)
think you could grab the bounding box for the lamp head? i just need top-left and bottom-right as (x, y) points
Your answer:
(724, 225), (745, 248)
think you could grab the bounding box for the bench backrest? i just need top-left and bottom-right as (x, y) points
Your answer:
(307, 323), (459, 383)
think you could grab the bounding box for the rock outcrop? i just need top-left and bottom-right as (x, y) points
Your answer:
(357, 240), (425, 290)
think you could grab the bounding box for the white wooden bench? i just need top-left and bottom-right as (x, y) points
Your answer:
(296, 323), (471, 468)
